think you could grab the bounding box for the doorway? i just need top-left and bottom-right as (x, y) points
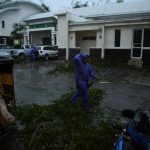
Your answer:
(42, 37), (51, 45)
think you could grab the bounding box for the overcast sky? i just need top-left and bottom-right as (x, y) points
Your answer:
(31, 0), (139, 11)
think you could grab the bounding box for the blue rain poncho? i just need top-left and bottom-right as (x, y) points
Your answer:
(30, 47), (36, 61)
(71, 53), (97, 111)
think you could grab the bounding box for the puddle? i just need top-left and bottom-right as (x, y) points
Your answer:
(14, 61), (74, 105)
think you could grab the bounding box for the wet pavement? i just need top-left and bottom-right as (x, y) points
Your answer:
(94, 82), (150, 121)
(14, 61), (74, 105)
(13, 61), (150, 118)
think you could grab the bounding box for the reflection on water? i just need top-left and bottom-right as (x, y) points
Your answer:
(13, 61), (74, 105)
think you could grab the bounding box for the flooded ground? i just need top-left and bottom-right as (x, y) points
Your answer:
(13, 60), (150, 118)
(14, 61), (74, 105)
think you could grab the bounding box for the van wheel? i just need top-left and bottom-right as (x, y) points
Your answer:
(44, 54), (49, 61)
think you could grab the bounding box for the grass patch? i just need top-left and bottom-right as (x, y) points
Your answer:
(11, 88), (115, 150)
(47, 62), (74, 74)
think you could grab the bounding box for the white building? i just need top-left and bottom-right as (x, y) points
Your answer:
(0, 0), (150, 67)
(0, 0), (46, 46)
(55, 0), (150, 67)
(23, 12), (57, 46)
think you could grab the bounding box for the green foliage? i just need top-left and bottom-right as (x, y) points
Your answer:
(12, 89), (115, 150)
(47, 62), (74, 74)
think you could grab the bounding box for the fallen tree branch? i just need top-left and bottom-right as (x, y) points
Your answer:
(27, 122), (50, 150)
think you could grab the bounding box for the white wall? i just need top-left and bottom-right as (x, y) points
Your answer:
(75, 31), (96, 54)
(96, 30), (103, 48)
(69, 24), (102, 52)
(104, 27), (115, 49)
(57, 14), (69, 48)
(69, 24), (101, 32)
(69, 32), (76, 48)
(80, 40), (96, 54)
(104, 26), (133, 49)
(121, 28), (132, 49)
(57, 13), (70, 59)
(0, 2), (44, 37)
(1, 9), (19, 36)
(18, 3), (44, 21)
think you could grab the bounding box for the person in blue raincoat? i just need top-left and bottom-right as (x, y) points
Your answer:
(71, 52), (98, 112)
(30, 46), (36, 61)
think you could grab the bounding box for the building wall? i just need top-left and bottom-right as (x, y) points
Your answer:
(121, 27), (132, 49)
(103, 26), (133, 62)
(104, 26), (132, 49)
(0, 2), (45, 37)
(68, 24), (143, 62)
(75, 31), (96, 54)
(68, 24), (134, 57)
(30, 30), (51, 45)
(25, 18), (56, 45)
(57, 13), (70, 59)
(69, 23), (101, 32)
(57, 14), (69, 48)
(69, 32), (76, 48)
(96, 30), (103, 48)
(18, 3), (45, 21)
(27, 19), (56, 27)
(1, 9), (19, 36)
(69, 24), (134, 50)
(69, 23), (102, 52)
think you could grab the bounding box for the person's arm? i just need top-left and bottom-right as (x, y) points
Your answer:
(74, 58), (80, 67)
(88, 64), (98, 80)
(74, 58), (85, 80)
